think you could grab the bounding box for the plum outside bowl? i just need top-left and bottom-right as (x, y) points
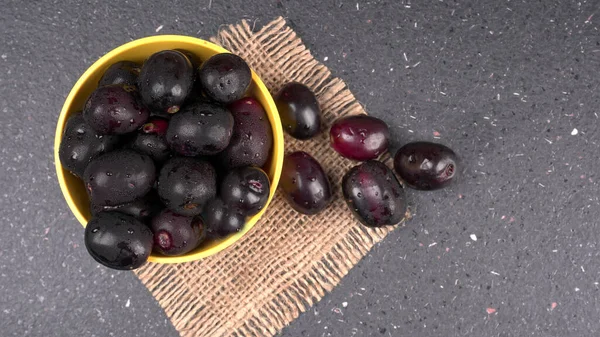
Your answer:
(54, 35), (284, 264)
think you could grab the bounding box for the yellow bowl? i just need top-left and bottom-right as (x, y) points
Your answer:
(54, 35), (284, 264)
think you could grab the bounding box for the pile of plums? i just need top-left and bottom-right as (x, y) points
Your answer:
(61, 48), (459, 271)
(60, 50), (273, 270)
(274, 83), (458, 227)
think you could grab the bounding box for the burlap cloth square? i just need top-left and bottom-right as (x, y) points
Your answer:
(134, 17), (403, 337)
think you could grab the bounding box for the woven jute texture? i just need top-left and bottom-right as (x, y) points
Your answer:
(134, 17), (399, 337)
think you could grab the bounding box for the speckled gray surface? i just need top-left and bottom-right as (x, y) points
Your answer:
(2, 1), (600, 336)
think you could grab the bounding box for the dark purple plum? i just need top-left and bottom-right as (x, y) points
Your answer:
(201, 198), (246, 238)
(342, 161), (406, 227)
(157, 157), (217, 216)
(221, 166), (270, 216)
(59, 112), (120, 178)
(130, 117), (171, 163)
(198, 53), (251, 103)
(166, 101), (234, 156)
(91, 191), (162, 222)
(151, 209), (206, 256)
(393, 142), (458, 190)
(138, 50), (195, 114)
(84, 149), (156, 207)
(330, 115), (389, 161)
(83, 84), (149, 134)
(280, 151), (332, 215)
(98, 61), (141, 87)
(218, 97), (273, 169)
(275, 82), (321, 140)
(84, 212), (153, 270)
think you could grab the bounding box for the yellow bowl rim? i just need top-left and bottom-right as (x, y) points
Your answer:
(53, 35), (284, 264)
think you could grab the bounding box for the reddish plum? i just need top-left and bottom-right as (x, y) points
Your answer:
(330, 115), (389, 161)
(218, 97), (272, 169)
(342, 161), (406, 227)
(280, 151), (332, 215)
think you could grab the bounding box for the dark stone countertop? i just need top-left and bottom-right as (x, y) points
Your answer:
(2, 1), (599, 336)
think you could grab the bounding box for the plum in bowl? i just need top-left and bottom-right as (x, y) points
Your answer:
(54, 36), (284, 264)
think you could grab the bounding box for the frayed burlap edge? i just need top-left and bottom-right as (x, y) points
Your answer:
(134, 17), (404, 337)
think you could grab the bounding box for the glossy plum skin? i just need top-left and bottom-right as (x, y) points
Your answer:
(393, 142), (458, 190)
(98, 61), (141, 87)
(221, 167), (270, 216)
(59, 113), (120, 178)
(342, 161), (406, 227)
(198, 53), (251, 103)
(280, 151), (332, 215)
(84, 149), (156, 207)
(275, 82), (321, 140)
(166, 101), (234, 156)
(84, 212), (153, 270)
(157, 157), (217, 216)
(138, 50), (195, 114)
(83, 84), (149, 135)
(91, 191), (162, 222)
(130, 117), (171, 164)
(151, 209), (206, 256)
(218, 97), (273, 169)
(201, 198), (246, 238)
(330, 115), (390, 161)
